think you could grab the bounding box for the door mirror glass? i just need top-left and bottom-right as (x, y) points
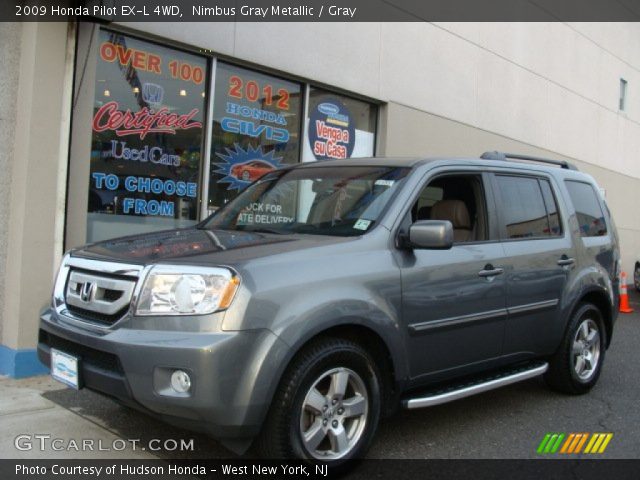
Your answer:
(409, 220), (453, 249)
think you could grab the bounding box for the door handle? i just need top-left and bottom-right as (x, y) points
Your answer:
(478, 265), (504, 277)
(557, 256), (575, 267)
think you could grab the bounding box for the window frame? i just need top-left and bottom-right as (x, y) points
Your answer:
(490, 172), (565, 242)
(393, 168), (501, 247)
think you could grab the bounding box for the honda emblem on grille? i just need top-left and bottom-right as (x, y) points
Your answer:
(80, 282), (95, 302)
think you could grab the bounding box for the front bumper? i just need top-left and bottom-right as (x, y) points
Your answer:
(38, 309), (288, 442)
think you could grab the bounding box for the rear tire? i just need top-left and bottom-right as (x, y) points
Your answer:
(634, 263), (640, 292)
(254, 337), (381, 463)
(545, 303), (606, 395)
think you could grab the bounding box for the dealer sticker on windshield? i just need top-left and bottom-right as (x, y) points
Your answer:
(51, 349), (80, 389)
(375, 179), (395, 187)
(353, 219), (372, 231)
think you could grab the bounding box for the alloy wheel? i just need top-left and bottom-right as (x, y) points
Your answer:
(572, 318), (601, 381)
(299, 367), (368, 460)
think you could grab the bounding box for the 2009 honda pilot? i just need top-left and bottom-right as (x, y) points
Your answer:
(38, 152), (619, 462)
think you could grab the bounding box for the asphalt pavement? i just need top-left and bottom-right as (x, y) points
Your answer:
(3, 291), (639, 460)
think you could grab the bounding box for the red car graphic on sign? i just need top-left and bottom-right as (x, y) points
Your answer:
(231, 159), (275, 182)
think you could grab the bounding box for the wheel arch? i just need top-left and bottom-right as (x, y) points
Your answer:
(261, 319), (406, 428)
(574, 288), (614, 348)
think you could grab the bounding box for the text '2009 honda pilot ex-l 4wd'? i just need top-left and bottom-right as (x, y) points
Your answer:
(39, 151), (619, 463)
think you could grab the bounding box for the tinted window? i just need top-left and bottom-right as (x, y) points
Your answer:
(540, 180), (562, 236)
(565, 181), (607, 237)
(496, 176), (552, 239)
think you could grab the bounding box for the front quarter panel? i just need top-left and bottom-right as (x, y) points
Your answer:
(221, 230), (408, 382)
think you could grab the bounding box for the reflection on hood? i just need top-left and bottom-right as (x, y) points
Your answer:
(78, 228), (292, 261)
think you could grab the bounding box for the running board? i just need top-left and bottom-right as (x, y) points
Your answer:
(403, 362), (549, 409)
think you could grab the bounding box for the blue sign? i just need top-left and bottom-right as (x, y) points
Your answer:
(308, 98), (355, 161)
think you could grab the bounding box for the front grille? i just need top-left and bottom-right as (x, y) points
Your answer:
(102, 289), (124, 302)
(65, 305), (130, 326)
(64, 268), (137, 326)
(39, 330), (124, 375)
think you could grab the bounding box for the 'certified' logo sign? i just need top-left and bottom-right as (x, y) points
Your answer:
(92, 101), (202, 140)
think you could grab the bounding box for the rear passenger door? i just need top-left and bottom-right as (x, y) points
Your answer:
(491, 173), (576, 357)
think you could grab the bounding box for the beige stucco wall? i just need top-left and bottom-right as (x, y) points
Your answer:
(0, 23), (23, 341)
(0, 22), (72, 350)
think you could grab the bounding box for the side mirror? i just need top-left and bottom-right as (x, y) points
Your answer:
(408, 220), (453, 249)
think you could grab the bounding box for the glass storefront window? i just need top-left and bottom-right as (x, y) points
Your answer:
(208, 62), (302, 211)
(303, 88), (377, 162)
(70, 26), (379, 248)
(87, 30), (207, 242)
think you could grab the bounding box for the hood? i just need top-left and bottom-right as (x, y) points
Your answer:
(71, 227), (354, 266)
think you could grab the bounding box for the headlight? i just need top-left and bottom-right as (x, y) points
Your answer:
(136, 265), (240, 316)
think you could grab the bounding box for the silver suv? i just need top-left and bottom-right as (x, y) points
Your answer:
(38, 152), (619, 462)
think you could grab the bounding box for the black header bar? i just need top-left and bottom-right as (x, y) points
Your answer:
(4, 0), (640, 22)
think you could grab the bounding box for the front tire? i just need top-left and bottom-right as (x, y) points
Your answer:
(255, 337), (381, 463)
(634, 263), (640, 292)
(545, 303), (606, 395)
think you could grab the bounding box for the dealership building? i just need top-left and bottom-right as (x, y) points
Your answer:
(0, 21), (638, 377)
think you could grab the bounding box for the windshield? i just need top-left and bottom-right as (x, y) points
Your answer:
(202, 165), (409, 236)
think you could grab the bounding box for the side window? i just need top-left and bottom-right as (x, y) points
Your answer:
(565, 180), (607, 237)
(495, 175), (557, 239)
(539, 179), (562, 236)
(411, 174), (488, 243)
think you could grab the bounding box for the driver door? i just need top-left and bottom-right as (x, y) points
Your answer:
(398, 171), (507, 381)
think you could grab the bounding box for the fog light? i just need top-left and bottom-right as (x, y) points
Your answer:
(170, 370), (191, 393)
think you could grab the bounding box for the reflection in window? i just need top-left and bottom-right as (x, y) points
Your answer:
(565, 181), (607, 237)
(496, 176), (553, 239)
(539, 179), (562, 236)
(87, 29), (207, 242)
(205, 166), (408, 237)
(304, 88), (377, 162)
(208, 62), (302, 211)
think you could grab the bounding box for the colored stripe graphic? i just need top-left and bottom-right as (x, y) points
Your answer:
(537, 433), (552, 454)
(584, 433), (599, 453)
(574, 433), (589, 453)
(560, 433), (575, 453)
(585, 433), (614, 454)
(537, 433), (565, 454)
(550, 434), (565, 453)
(598, 433), (614, 453)
(539, 433), (613, 454)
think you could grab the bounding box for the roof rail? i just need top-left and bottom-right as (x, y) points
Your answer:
(480, 151), (578, 170)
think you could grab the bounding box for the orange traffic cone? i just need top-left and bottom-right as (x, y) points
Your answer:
(619, 272), (634, 314)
